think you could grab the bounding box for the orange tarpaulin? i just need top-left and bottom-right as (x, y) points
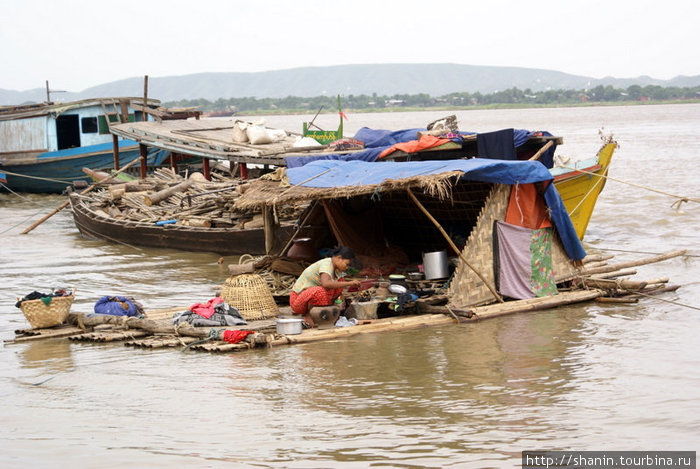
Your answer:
(505, 183), (552, 230)
(378, 135), (451, 159)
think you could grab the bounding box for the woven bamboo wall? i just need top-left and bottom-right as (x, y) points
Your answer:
(448, 184), (578, 309)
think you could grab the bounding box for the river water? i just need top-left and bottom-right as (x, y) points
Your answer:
(1, 104), (698, 468)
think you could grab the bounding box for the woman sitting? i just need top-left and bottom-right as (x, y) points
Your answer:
(289, 246), (361, 327)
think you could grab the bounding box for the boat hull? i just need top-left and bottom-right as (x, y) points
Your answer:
(0, 140), (166, 193)
(553, 142), (615, 239)
(69, 193), (294, 255)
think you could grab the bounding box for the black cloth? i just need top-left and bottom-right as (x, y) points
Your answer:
(477, 128), (516, 160)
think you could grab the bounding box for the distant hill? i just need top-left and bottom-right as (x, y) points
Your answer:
(2, 63), (699, 105)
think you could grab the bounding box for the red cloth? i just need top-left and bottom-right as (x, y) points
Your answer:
(289, 286), (342, 315)
(222, 330), (255, 344)
(189, 297), (224, 319)
(378, 135), (451, 159)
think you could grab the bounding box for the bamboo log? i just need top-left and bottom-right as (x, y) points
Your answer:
(590, 269), (637, 279)
(595, 297), (639, 303)
(461, 290), (604, 322)
(583, 278), (648, 290)
(570, 250), (687, 279)
(583, 254), (615, 264)
(182, 218), (212, 228)
(143, 179), (192, 206)
(528, 140), (554, 161)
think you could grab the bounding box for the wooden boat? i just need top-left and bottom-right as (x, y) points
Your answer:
(0, 97), (168, 193)
(369, 128), (616, 240)
(68, 191), (295, 255)
(551, 139), (615, 239)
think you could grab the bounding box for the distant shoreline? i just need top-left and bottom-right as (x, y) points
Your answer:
(235, 99), (700, 117)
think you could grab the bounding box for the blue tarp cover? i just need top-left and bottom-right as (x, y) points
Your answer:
(287, 159), (585, 260)
(285, 127), (545, 169)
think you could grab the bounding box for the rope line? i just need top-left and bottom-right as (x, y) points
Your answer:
(0, 168), (79, 184)
(632, 290), (700, 311)
(588, 247), (699, 258)
(558, 165), (699, 206)
(568, 173), (605, 216)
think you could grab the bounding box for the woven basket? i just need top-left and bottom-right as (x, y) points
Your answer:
(221, 274), (278, 320)
(19, 294), (75, 329)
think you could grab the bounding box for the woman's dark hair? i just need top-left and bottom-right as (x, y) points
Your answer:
(330, 246), (355, 260)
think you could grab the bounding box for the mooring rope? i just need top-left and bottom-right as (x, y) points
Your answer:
(567, 173), (605, 216)
(631, 290), (700, 311)
(0, 169), (78, 184)
(589, 247), (700, 258)
(558, 165), (699, 207)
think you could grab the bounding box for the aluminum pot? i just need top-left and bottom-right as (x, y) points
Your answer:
(276, 317), (303, 335)
(422, 250), (449, 280)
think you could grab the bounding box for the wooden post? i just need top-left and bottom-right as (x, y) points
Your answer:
(202, 157), (211, 181)
(143, 75), (148, 118)
(240, 163), (248, 180)
(406, 187), (504, 303)
(112, 134), (120, 170)
(263, 205), (276, 254)
(119, 99), (129, 123)
(139, 144), (148, 179)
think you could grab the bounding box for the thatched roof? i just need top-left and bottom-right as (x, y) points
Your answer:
(234, 169), (466, 209)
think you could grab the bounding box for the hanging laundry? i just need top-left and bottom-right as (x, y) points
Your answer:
(495, 221), (558, 299)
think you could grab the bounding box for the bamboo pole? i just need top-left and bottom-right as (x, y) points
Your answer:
(462, 289), (603, 322)
(574, 249), (687, 277)
(528, 140), (554, 161)
(20, 157), (145, 234)
(406, 187), (503, 303)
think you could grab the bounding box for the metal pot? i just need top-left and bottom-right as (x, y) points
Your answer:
(422, 250), (449, 280)
(276, 317), (303, 335)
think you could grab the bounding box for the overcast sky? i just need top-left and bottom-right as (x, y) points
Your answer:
(1, 0), (698, 92)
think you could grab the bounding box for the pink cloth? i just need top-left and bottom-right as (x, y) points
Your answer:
(189, 297), (224, 319)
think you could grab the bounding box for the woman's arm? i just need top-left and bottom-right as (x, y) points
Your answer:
(319, 272), (361, 290)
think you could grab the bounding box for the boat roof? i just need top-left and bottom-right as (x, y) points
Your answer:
(0, 97), (161, 121)
(107, 120), (563, 168)
(108, 118), (362, 166)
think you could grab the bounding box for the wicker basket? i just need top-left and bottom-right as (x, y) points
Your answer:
(221, 274), (279, 320)
(19, 293), (75, 329)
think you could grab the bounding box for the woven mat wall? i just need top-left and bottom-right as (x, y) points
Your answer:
(448, 184), (578, 309)
(448, 185), (510, 308)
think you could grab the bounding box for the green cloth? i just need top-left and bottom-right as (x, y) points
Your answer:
(530, 227), (558, 297)
(291, 257), (345, 294)
(40, 296), (53, 306)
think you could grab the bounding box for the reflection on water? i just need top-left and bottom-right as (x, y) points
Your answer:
(1, 104), (699, 466)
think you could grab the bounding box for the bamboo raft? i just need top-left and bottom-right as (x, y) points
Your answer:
(8, 250), (686, 353)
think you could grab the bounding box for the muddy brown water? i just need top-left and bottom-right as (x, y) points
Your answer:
(1, 104), (698, 467)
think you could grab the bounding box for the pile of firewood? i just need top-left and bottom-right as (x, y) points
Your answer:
(80, 168), (305, 228)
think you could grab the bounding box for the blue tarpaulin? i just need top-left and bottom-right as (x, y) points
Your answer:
(285, 127), (549, 169)
(287, 159), (585, 260)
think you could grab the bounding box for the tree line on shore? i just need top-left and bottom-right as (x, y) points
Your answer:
(164, 84), (700, 114)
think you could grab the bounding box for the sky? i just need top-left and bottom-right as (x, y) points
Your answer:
(1, 0), (698, 92)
